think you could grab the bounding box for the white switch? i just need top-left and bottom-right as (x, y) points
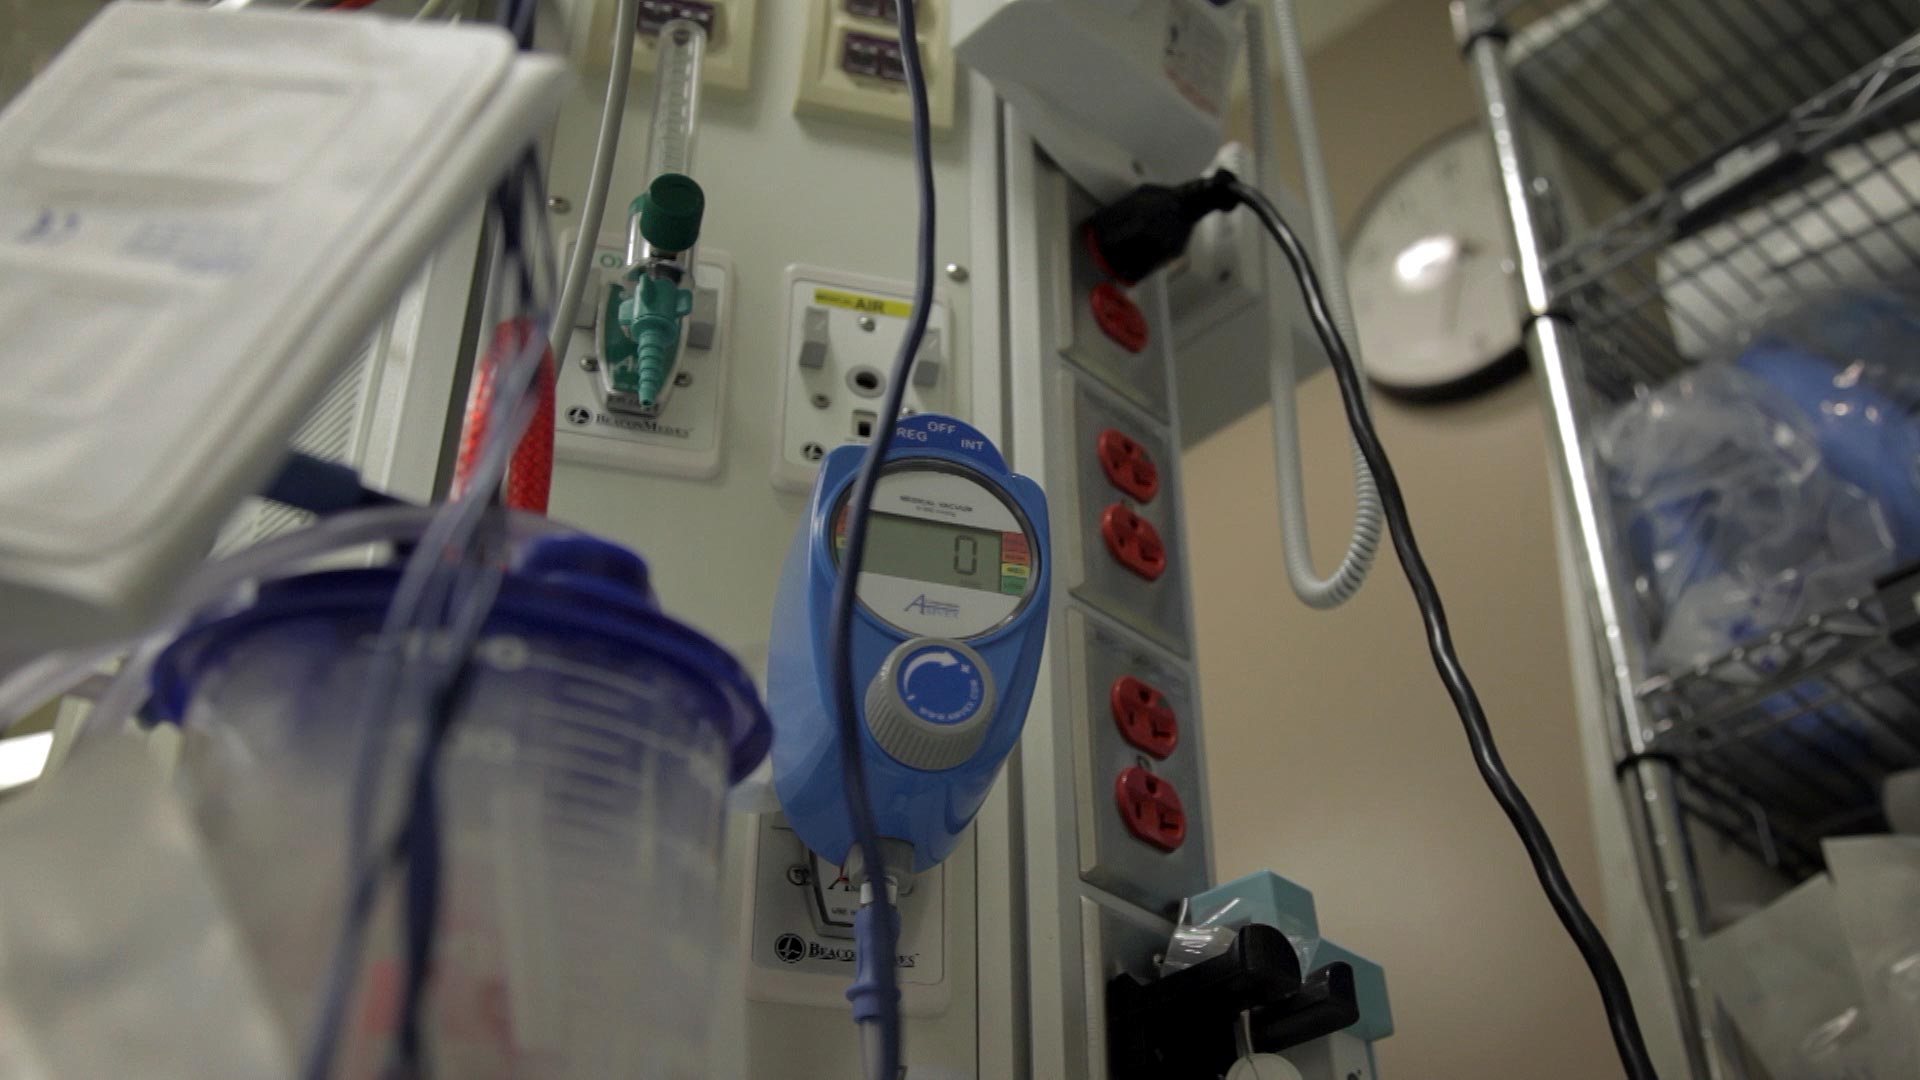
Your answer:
(687, 285), (720, 350)
(798, 305), (831, 370)
(912, 327), (942, 387)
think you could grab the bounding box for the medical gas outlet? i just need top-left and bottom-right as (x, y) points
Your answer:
(599, 173), (705, 415)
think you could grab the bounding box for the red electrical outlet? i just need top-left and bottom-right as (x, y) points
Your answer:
(1096, 428), (1160, 503)
(1089, 282), (1149, 354)
(1110, 675), (1178, 759)
(1100, 504), (1166, 581)
(1115, 766), (1186, 852)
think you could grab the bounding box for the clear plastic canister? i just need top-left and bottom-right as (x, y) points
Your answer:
(151, 534), (768, 1079)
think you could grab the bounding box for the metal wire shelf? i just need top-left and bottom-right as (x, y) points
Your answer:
(1458, 3), (1920, 1072)
(1496, 0), (1913, 202)
(1508, 15), (1920, 881)
(1636, 593), (1920, 884)
(1548, 32), (1920, 401)
(1485, 2), (1920, 874)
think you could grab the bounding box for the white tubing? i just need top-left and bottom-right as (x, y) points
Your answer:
(0, 641), (135, 732)
(38, 505), (447, 739)
(0, 504), (567, 738)
(1247, 0), (1384, 610)
(550, 0), (639, 365)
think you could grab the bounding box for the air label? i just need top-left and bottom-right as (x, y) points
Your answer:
(814, 287), (912, 318)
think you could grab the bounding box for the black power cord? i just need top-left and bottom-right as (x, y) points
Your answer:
(824, 1), (937, 1076)
(1217, 174), (1658, 1080)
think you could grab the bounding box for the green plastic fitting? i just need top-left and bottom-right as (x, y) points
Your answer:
(619, 276), (695, 408)
(633, 173), (705, 254)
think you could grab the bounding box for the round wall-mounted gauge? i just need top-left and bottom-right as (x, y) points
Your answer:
(1346, 124), (1528, 401)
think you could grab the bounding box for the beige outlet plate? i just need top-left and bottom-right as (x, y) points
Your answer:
(795, 0), (954, 132)
(742, 814), (953, 1015)
(574, 0), (759, 93)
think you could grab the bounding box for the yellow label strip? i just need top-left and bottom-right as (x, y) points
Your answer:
(814, 287), (912, 319)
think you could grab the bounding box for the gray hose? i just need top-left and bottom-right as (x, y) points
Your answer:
(1247, 0), (1384, 610)
(550, 0), (638, 365)
(861, 1021), (888, 1080)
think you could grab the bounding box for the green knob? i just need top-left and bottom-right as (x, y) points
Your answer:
(634, 173), (705, 253)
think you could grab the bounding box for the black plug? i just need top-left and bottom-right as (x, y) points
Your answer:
(1082, 169), (1243, 286)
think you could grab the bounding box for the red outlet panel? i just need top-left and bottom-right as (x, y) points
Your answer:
(1100, 504), (1166, 581)
(1115, 766), (1186, 852)
(1089, 282), (1149, 354)
(1110, 675), (1178, 759)
(1096, 428), (1160, 503)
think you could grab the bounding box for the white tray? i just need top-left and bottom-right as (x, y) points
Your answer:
(0, 1), (568, 650)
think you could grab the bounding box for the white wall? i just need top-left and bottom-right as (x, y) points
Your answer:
(1191, 2), (1647, 1076)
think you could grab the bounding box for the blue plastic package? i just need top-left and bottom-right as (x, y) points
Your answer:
(1604, 287), (1920, 673)
(1736, 290), (1920, 559)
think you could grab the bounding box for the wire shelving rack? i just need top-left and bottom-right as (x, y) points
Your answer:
(1455, 2), (1920, 1075)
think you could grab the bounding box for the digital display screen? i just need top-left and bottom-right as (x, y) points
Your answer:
(862, 512), (1006, 593)
(831, 488), (1036, 608)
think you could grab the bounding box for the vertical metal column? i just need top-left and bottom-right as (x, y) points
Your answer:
(1452, 3), (1728, 1076)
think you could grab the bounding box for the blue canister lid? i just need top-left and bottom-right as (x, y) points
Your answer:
(519, 533), (655, 601)
(151, 534), (770, 783)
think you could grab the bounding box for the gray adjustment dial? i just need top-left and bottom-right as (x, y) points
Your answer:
(864, 637), (997, 771)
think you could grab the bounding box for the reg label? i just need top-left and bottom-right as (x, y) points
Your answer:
(891, 415), (1007, 472)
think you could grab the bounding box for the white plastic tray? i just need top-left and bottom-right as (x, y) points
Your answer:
(0, 1), (568, 650)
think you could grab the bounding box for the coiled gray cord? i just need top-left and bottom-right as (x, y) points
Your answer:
(1246, 0), (1384, 609)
